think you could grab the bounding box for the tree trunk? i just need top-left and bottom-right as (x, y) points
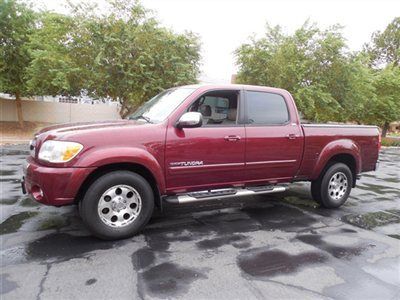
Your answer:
(120, 103), (128, 118)
(382, 121), (389, 137)
(15, 91), (24, 129)
(121, 104), (139, 119)
(121, 110), (129, 119)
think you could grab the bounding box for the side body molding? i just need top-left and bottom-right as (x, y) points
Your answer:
(75, 147), (166, 194)
(311, 139), (361, 180)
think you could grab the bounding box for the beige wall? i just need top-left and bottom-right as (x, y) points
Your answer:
(0, 99), (121, 123)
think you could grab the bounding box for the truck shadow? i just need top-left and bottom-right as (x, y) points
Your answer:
(2, 195), (321, 264)
(13, 196), (340, 263)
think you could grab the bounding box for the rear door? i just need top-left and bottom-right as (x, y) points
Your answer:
(165, 89), (246, 192)
(244, 90), (303, 183)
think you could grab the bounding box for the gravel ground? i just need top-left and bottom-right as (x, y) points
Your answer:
(1, 145), (399, 299)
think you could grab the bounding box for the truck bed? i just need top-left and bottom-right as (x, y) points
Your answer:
(297, 124), (380, 180)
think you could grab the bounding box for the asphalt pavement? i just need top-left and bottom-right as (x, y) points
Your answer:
(1, 144), (399, 299)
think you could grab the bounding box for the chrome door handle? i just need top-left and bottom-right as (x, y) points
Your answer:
(287, 134), (297, 140)
(224, 135), (241, 142)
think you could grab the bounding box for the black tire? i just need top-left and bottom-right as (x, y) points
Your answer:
(311, 163), (353, 208)
(311, 181), (322, 204)
(78, 198), (83, 216)
(80, 171), (154, 240)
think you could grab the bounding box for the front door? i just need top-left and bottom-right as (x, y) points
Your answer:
(165, 89), (246, 193)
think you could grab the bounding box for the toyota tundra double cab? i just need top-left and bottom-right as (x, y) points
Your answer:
(22, 84), (380, 240)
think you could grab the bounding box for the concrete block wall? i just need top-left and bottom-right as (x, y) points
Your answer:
(0, 99), (121, 123)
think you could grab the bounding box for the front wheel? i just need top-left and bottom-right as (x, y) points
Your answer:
(311, 163), (353, 208)
(80, 171), (154, 240)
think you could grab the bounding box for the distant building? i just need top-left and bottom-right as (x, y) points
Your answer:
(0, 92), (118, 106)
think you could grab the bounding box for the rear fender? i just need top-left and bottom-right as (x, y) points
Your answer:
(312, 139), (361, 180)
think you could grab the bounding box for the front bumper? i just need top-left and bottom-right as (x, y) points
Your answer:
(21, 157), (95, 206)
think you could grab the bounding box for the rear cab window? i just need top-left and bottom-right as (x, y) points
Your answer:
(244, 91), (289, 125)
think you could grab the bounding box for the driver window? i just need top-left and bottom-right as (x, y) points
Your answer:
(188, 90), (239, 125)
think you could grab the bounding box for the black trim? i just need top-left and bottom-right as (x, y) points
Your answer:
(238, 88), (246, 124)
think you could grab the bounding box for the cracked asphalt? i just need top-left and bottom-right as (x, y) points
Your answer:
(1, 144), (399, 299)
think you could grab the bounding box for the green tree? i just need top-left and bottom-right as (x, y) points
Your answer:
(341, 54), (377, 124)
(0, 0), (36, 128)
(235, 21), (399, 130)
(87, 2), (200, 117)
(26, 12), (86, 97)
(364, 17), (400, 136)
(371, 65), (400, 136)
(27, 0), (201, 118)
(365, 17), (400, 67)
(235, 22), (349, 122)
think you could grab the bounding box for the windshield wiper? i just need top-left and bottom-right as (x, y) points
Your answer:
(135, 115), (152, 123)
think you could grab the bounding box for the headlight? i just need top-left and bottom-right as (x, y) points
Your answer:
(38, 141), (83, 163)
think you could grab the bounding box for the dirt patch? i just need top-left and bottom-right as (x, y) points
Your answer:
(0, 121), (53, 144)
(0, 211), (39, 234)
(342, 211), (400, 230)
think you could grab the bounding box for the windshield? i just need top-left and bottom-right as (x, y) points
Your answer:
(128, 88), (196, 123)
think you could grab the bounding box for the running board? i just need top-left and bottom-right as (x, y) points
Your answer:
(164, 185), (287, 204)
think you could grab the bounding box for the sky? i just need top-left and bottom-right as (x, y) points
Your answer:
(39, 0), (400, 83)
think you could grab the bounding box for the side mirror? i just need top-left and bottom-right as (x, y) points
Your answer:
(177, 112), (203, 128)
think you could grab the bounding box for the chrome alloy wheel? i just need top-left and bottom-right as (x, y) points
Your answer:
(328, 172), (348, 201)
(97, 185), (142, 227)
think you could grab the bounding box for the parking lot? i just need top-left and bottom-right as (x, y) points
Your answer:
(1, 144), (399, 299)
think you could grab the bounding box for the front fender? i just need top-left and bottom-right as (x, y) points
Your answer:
(74, 146), (166, 193)
(311, 139), (361, 180)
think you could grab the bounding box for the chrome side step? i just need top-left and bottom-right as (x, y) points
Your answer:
(165, 185), (287, 204)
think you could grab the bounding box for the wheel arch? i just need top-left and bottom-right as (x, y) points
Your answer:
(312, 139), (361, 187)
(325, 154), (358, 187)
(75, 162), (162, 207)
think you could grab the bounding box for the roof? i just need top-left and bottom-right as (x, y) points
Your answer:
(179, 83), (289, 94)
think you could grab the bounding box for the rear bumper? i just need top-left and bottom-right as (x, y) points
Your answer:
(22, 157), (95, 206)
(375, 160), (379, 171)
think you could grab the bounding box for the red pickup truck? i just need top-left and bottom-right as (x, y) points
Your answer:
(22, 84), (380, 239)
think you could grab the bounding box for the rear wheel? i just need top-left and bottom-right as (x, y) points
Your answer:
(80, 171), (154, 240)
(311, 163), (352, 208)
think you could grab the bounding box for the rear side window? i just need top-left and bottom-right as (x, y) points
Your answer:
(245, 91), (289, 125)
